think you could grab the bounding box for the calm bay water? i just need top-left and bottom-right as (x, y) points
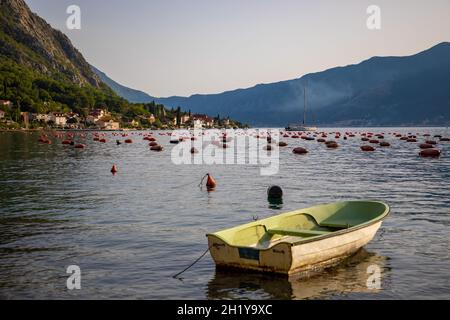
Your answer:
(0, 128), (449, 299)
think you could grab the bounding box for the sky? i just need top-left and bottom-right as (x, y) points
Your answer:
(25, 0), (450, 97)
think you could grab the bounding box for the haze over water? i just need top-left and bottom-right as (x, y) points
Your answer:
(0, 127), (449, 299)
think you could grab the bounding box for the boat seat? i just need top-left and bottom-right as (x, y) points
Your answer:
(267, 228), (330, 238)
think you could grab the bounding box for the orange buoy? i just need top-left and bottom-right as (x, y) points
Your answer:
(150, 145), (163, 151)
(111, 165), (118, 174)
(419, 149), (441, 157)
(292, 147), (308, 154)
(206, 174), (216, 188)
(361, 145), (375, 152)
(419, 143), (434, 149)
(380, 142), (391, 147)
(325, 141), (338, 148)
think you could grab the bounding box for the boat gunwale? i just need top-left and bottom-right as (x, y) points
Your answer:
(206, 200), (390, 251)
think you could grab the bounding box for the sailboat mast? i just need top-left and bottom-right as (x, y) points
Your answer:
(303, 84), (307, 125)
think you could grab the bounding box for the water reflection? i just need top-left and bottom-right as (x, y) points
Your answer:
(207, 249), (389, 300)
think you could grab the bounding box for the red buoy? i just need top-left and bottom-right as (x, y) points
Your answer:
(325, 141), (338, 148)
(419, 149), (441, 157)
(278, 141), (288, 147)
(292, 147), (308, 154)
(74, 144), (85, 149)
(149, 141), (158, 147)
(150, 145), (163, 151)
(125, 139), (133, 143)
(62, 140), (71, 145)
(369, 139), (380, 144)
(361, 145), (375, 152)
(111, 165), (118, 174)
(206, 174), (217, 188)
(380, 142), (391, 147)
(419, 143), (434, 149)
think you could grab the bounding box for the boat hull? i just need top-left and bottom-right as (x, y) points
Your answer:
(208, 221), (382, 275)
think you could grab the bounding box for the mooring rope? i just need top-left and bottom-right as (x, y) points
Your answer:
(172, 245), (213, 279)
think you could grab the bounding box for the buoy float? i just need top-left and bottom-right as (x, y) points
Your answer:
(190, 147), (199, 154)
(361, 137), (369, 141)
(407, 138), (417, 142)
(440, 137), (450, 142)
(150, 145), (163, 151)
(425, 140), (437, 145)
(74, 144), (85, 149)
(361, 145), (375, 152)
(419, 143), (434, 149)
(116, 140), (122, 145)
(325, 141), (338, 148)
(317, 138), (326, 143)
(379, 142), (391, 147)
(369, 139), (380, 144)
(124, 139), (133, 143)
(292, 147), (308, 154)
(149, 141), (158, 147)
(419, 149), (441, 157)
(99, 138), (107, 143)
(264, 145), (272, 151)
(206, 174), (216, 189)
(62, 140), (71, 145)
(111, 165), (118, 174)
(278, 141), (288, 147)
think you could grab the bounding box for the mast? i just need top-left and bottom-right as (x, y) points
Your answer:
(303, 83), (307, 125)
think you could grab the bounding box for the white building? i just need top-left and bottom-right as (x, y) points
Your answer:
(49, 112), (67, 127)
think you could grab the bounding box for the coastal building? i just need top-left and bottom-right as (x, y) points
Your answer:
(87, 108), (110, 124)
(35, 113), (51, 123)
(148, 114), (156, 124)
(49, 112), (67, 127)
(97, 119), (120, 130)
(0, 109), (5, 119)
(0, 100), (13, 108)
(192, 114), (214, 128)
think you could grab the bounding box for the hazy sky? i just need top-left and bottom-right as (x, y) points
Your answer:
(26, 0), (450, 97)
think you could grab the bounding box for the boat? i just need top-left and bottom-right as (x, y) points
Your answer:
(207, 200), (389, 275)
(285, 82), (317, 132)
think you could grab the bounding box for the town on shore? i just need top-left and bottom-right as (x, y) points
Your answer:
(0, 100), (246, 131)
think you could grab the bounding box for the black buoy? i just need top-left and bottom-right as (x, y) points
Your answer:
(267, 185), (283, 209)
(116, 140), (122, 145)
(267, 185), (283, 199)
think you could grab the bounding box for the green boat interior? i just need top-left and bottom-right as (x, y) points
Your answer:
(209, 201), (389, 249)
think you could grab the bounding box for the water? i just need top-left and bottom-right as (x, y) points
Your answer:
(0, 128), (449, 299)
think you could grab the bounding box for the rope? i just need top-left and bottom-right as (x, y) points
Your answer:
(198, 174), (208, 189)
(172, 245), (212, 279)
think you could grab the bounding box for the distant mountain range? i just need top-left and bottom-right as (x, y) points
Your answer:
(94, 42), (450, 126)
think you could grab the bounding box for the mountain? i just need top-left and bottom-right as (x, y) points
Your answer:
(152, 42), (450, 126)
(91, 65), (155, 103)
(0, 0), (133, 115)
(0, 0), (101, 87)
